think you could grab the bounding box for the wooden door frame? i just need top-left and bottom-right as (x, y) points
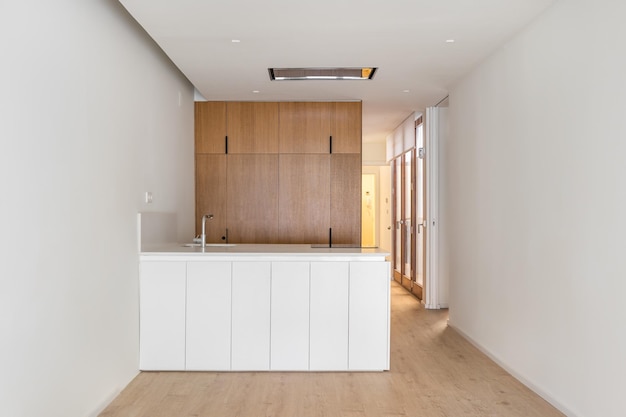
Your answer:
(391, 149), (423, 300)
(400, 150), (414, 291)
(391, 156), (404, 284)
(413, 118), (425, 300)
(410, 147), (421, 299)
(400, 153), (407, 287)
(391, 157), (401, 284)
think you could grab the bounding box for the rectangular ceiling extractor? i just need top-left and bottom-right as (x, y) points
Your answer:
(269, 67), (377, 81)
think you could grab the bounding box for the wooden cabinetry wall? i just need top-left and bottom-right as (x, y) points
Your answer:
(195, 101), (361, 245)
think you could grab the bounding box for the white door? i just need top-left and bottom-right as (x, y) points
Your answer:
(139, 261), (186, 370)
(186, 262), (232, 371)
(270, 262), (310, 370)
(231, 261), (271, 370)
(309, 262), (349, 370)
(348, 262), (390, 370)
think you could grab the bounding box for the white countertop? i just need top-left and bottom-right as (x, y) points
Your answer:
(141, 243), (390, 262)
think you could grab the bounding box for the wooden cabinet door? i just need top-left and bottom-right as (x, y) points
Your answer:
(330, 154), (362, 246)
(331, 102), (362, 154)
(231, 261), (271, 371)
(226, 102), (278, 153)
(195, 154), (227, 242)
(195, 102), (226, 154)
(270, 262), (310, 370)
(227, 154), (279, 243)
(195, 101), (362, 245)
(310, 262), (349, 370)
(139, 261), (186, 371)
(348, 261), (390, 370)
(279, 102), (331, 153)
(186, 262), (232, 371)
(278, 154), (330, 244)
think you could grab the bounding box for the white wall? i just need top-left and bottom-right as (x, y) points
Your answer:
(362, 141), (387, 166)
(386, 113), (416, 162)
(0, 2), (194, 416)
(378, 166), (392, 253)
(444, 0), (626, 416)
(436, 105), (450, 307)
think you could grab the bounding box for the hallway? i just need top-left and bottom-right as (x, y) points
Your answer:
(100, 282), (563, 416)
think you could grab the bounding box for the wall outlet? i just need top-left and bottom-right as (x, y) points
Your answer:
(145, 191), (153, 204)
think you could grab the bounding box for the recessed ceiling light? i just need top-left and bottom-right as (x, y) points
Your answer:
(445, 39), (455, 43)
(402, 90), (410, 93)
(231, 39), (241, 43)
(252, 90), (260, 93)
(268, 67), (377, 81)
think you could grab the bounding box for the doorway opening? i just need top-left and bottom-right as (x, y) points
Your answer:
(361, 173), (377, 247)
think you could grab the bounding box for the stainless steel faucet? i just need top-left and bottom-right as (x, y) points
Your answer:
(201, 214), (214, 248)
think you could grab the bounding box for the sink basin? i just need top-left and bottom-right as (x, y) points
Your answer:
(182, 243), (237, 247)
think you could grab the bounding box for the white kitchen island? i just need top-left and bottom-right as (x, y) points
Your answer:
(139, 243), (390, 372)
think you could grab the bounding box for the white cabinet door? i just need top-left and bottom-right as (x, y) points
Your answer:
(139, 261), (186, 370)
(310, 262), (349, 371)
(231, 261), (271, 370)
(271, 262), (310, 370)
(186, 262), (232, 371)
(348, 261), (390, 370)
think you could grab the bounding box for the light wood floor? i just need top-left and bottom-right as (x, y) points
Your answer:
(100, 282), (564, 417)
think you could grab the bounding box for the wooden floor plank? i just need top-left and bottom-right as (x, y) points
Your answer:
(99, 282), (563, 417)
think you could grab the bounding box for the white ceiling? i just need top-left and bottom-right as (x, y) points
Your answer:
(119, 0), (556, 143)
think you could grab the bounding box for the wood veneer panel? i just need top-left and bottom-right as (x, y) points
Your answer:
(227, 102), (279, 153)
(279, 102), (331, 153)
(195, 102), (226, 154)
(278, 154), (330, 243)
(195, 154), (227, 243)
(330, 154), (361, 245)
(227, 154), (279, 243)
(330, 102), (362, 154)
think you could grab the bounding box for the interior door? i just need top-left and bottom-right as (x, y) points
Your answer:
(392, 149), (415, 289)
(415, 118), (426, 291)
(392, 157), (402, 282)
(403, 150), (413, 286)
(391, 135), (425, 300)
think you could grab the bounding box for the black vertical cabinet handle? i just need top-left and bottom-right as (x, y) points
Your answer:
(329, 227), (332, 248)
(225, 136), (228, 154)
(329, 136), (333, 154)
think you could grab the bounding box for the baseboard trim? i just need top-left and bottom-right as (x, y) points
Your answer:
(88, 371), (140, 417)
(425, 302), (449, 309)
(447, 322), (578, 417)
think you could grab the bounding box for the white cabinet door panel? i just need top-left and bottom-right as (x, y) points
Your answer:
(231, 262), (271, 370)
(271, 262), (310, 370)
(186, 262), (232, 371)
(348, 261), (390, 370)
(310, 262), (349, 371)
(139, 261), (186, 370)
